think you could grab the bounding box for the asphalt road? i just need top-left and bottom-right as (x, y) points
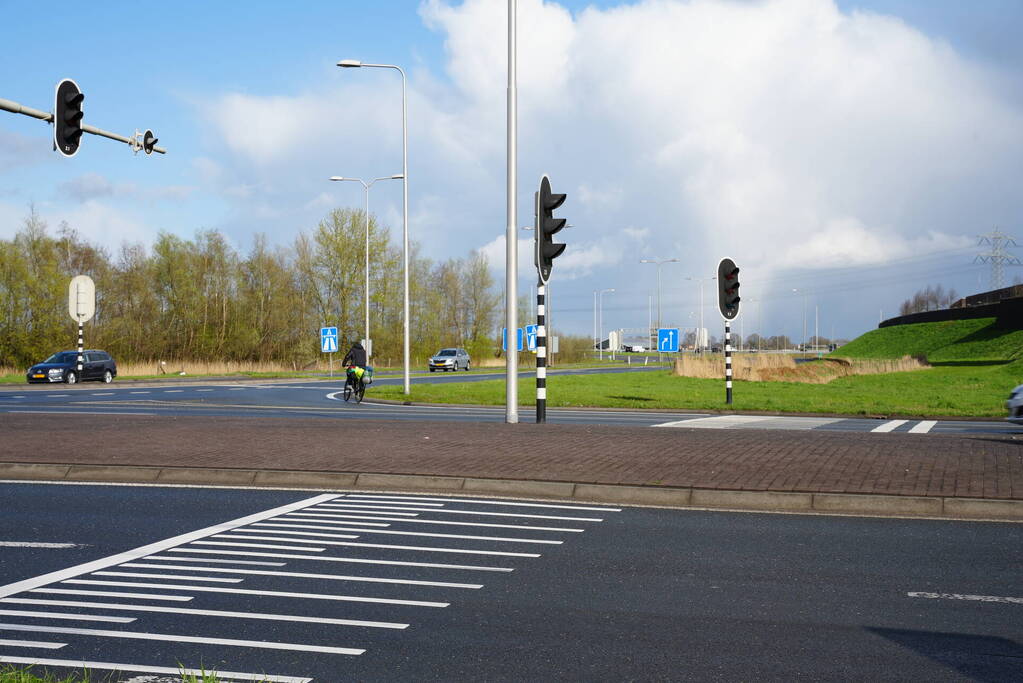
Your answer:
(0, 483), (1019, 681)
(1, 372), (1018, 435)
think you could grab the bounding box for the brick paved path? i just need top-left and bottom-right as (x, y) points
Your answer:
(2, 414), (1020, 500)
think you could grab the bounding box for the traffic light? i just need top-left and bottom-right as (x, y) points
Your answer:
(142, 129), (158, 155)
(535, 174), (567, 283)
(54, 79), (84, 157)
(717, 257), (740, 319)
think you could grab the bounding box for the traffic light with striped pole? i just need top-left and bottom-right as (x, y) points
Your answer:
(717, 258), (741, 404)
(534, 175), (568, 423)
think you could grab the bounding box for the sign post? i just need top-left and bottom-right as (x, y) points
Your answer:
(321, 326), (338, 377)
(68, 275), (95, 381)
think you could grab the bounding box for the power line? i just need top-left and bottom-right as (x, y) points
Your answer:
(974, 228), (1020, 289)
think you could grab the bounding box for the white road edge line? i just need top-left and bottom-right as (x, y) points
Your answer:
(0, 597), (409, 629)
(0, 493), (340, 600)
(0, 656), (309, 683)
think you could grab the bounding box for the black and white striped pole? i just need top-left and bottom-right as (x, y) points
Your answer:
(68, 275), (96, 384)
(534, 174), (568, 424)
(724, 320), (733, 404)
(716, 258), (741, 405)
(536, 280), (547, 423)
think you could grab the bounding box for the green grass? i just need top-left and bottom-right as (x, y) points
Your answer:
(833, 317), (1023, 363)
(0, 665), (252, 682)
(372, 359), (1022, 418)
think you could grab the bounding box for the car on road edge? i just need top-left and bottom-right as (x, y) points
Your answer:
(26, 350), (117, 384)
(1007, 384), (1023, 424)
(428, 347), (470, 372)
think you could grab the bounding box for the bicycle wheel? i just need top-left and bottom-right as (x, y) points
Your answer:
(355, 380), (365, 404)
(343, 378), (353, 402)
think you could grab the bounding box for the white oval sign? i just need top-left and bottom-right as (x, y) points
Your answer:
(68, 275), (96, 323)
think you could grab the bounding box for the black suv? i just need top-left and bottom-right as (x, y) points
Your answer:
(26, 350), (117, 384)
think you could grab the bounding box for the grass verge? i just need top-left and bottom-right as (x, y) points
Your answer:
(371, 360), (1022, 418)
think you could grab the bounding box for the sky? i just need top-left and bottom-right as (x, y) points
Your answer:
(2, 0), (1022, 344)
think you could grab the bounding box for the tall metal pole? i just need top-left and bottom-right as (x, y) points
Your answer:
(536, 279), (546, 423)
(725, 320), (732, 404)
(505, 0), (518, 423)
(593, 290), (597, 359)
(400, 68), (409, 394)
(364, 184), (370, 352)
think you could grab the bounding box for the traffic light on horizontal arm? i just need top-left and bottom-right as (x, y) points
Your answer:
(54, 79), (84, 157)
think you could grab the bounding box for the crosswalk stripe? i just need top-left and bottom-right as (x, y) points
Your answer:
(871, 419), (908, 433)
(908, 420), (937, 434)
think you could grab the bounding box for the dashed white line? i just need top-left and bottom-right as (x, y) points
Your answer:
(190, 540), (327, 552)
(0, 623), (365, 655)
(91, 392), (114, 396)
(141, 555), (286, 567)
(2, 597), (407, 629)
(163, 390), (184, 393)
(0, 542), (84, 549)
(307, 505), (603, 521)
(129, 391), (150, 394)
(0, 609), (135, 623)
(260, 517), (584, 533)
(908, 420), (937, 434)
(0, 638), (66, 649)
(165, 548), (514, 572)
(59, 579), (450, 608)
(871, 419), (908, 433)
(908, 591), (1023, 605)
(0, 657), (310, 683)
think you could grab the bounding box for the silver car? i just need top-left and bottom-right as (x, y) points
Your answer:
(429, 347), (470, 372)
(1007, 384), (1023, 425)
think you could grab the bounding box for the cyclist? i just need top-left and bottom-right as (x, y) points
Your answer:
(342, 341), (368, 395)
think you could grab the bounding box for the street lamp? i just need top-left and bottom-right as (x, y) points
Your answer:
(792, 288), (807, 352)
(329, 174), (402, 358)
(338, 59), (410, 395)
(598, 288), (614, 361)
(639, 258), (679, 330)
(685, 276), (715, 352)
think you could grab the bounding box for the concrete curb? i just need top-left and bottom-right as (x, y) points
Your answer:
(1, 462), (1020, 521)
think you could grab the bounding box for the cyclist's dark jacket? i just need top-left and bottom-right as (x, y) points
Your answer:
(343, 342), (367, 367)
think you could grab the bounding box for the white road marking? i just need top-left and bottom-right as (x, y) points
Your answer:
(92, 571), (243, 583)
(119, 563), (483, 589)
(229, 529), (360, 540)
(259, 517), (584, 532)
(325, 500), (445, 507)
(165, 548), (514, 572)
(0, 623), (364, 655)
(228, 387), (245, 390)
(1, 597), (409, 629)
(0, 542), (84, 548)
(60, 580), (449, 607)
(0, 609), (134, 624)
(196, 389), (213, 392)
(310, 508), (419, 517)
(142, 555), (286, 566)
(908, 420), (937, 434)
(163, 390), (184, 393)
(651, 415), (842, 430)
(45, 395), (69, 398)
(295, 506), (603, 522)
(91, 392), (114, 396)
(0, 638), (66, 649)
(871, 419), (908, 433)
(237, 526), (562, 545)
(31, 589), (193, 601)
(345, 494), (622, 512)
(190, 540), (327, 552)
(0, 656), (309, 683)
(908, 591), (1023, 605)
(202, 536), (541, 558)
(9, 411), (157, 416)
(0, 493), (340, 600)
(129, 391), (150, 394)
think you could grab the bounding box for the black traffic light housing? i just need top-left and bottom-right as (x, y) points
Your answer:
(717, 257), (740, 319)
(142, 129), (158, 155)
(54, 79), (84, 157)
(535, 174), (567, 283)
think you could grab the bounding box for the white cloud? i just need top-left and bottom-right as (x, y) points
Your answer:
(58, 173), (196, 203)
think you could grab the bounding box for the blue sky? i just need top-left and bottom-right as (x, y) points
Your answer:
(2, 0), (1022, 343)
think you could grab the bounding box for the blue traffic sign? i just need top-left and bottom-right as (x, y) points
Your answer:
(657, 328), (680, 353)
(525, 324), (538, 351)
(502, 327), (524, 352)
(320, 326), (338, 353)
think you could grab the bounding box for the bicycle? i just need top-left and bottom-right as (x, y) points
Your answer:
(343, 366), (366, 403)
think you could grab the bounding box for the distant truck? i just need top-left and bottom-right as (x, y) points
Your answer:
(623, 345), (646, 353)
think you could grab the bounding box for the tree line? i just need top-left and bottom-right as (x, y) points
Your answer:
(0, 208), (502, 369)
